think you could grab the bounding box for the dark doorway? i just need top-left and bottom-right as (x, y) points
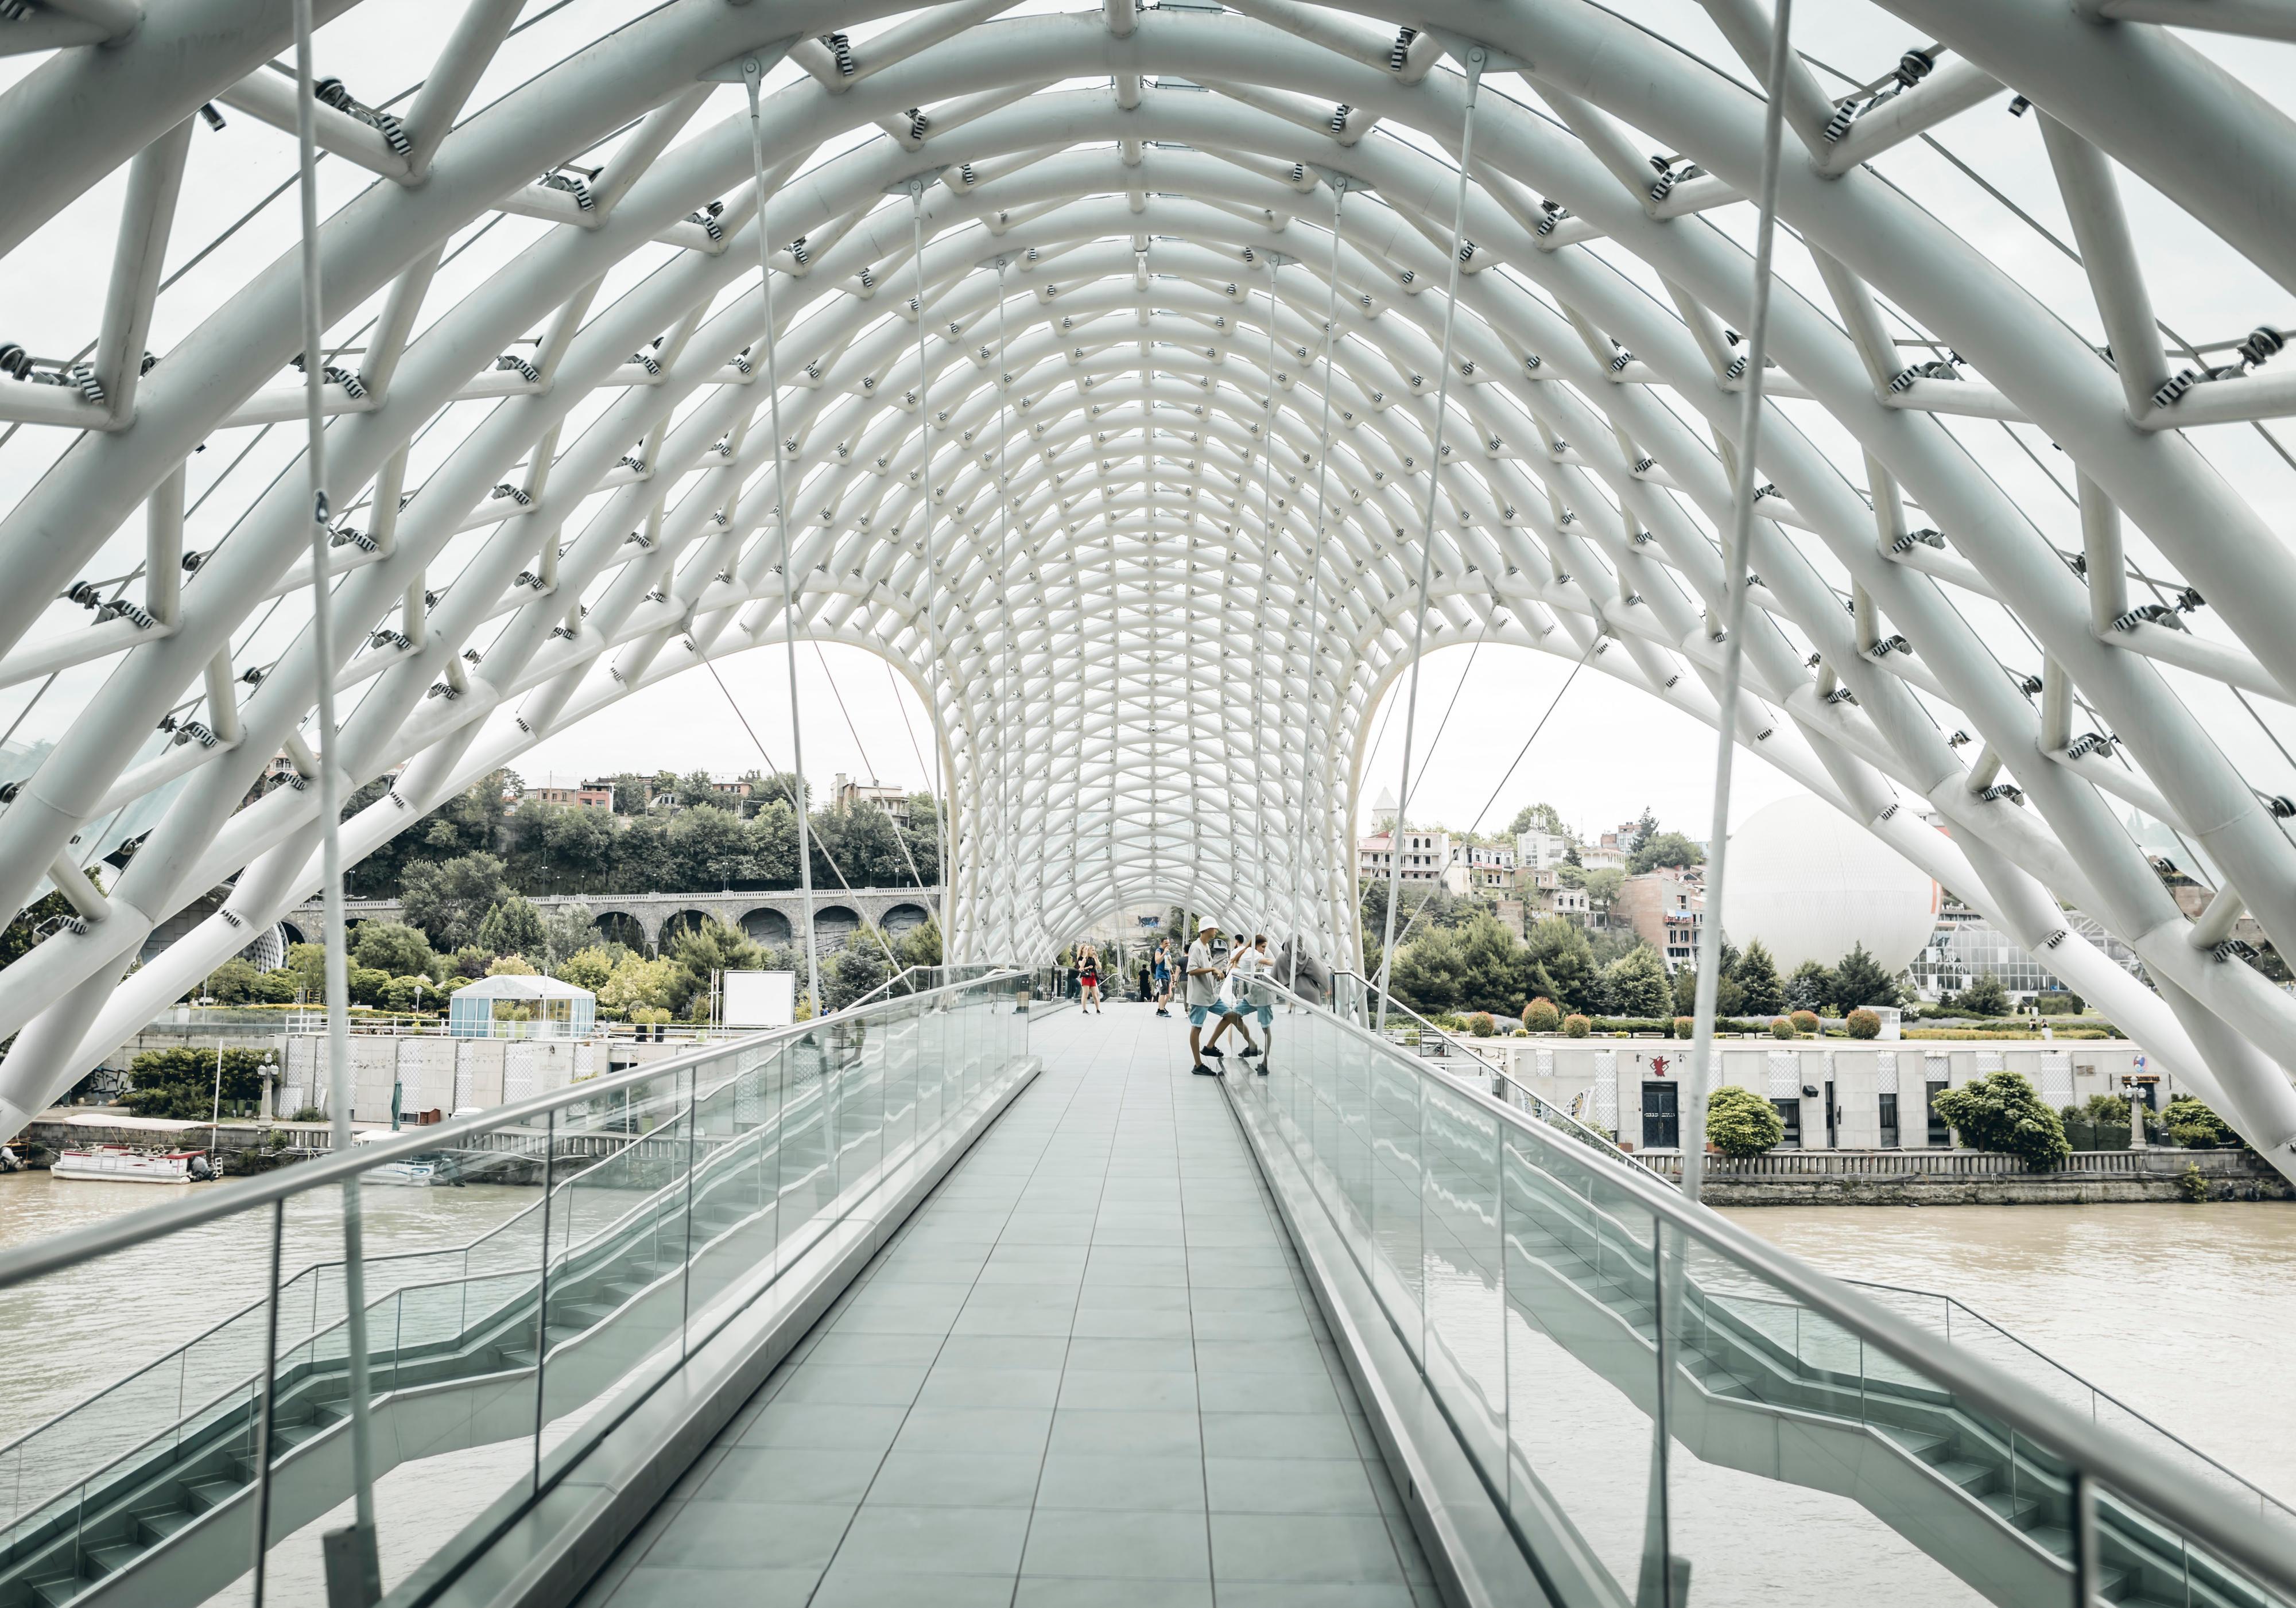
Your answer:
(1640, 1082), (1680, 1150)
(1926, 1080), (1951, 1147)
(1773, 1098), (1802, 1149)
(1825, 1079), (1838, 1149)
(1879, 1092), (1900, 1149)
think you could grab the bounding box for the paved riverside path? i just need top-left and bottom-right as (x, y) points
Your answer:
(577, 999), (1441, 1608)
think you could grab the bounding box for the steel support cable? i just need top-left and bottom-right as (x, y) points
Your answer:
(994, 258), (1017, 957)
(909, 181), (956, 946)
(1383, 630), (1600, 960)
(1255, 258), (1287, 950)
(808, 639), (929, 893)
(740, 60), (820, 1016)
(1297, 178), (1348, 980)
(1683, 0), (1796, 1205)
(695, 655), (902, 971)
(1374, 52), (1484, 1031)
(289, 2), (380, 1599)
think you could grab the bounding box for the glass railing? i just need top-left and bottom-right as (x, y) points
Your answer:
(0, 969), (1037, 1608)
(1234, 977), (2296, 1608)
(1329, 970), (1670, 1182)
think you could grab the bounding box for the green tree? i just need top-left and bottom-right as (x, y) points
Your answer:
(1390, 927), (1468, 1015)
(665, 917), (766, 1017)
(823, 942), (891, 1012)
(400, 852), (514, 949)
(1580, 866), (1625, 916)
(1829, 943), (1902, 1011)
(1600, 943), (1672, 1019)
(1735, 939), (1783, 1016)
(281, 942), (329, 1000)
(1453, 911), (1525, 1015)
(896, 916), (944, 968)
(1784, 959), (1834, 1014)
(1628, 832), (1705, 875)
(610, 772), (651, 814)
(1707, 1085), (1786, 1156)
(0, 884), (87, 973)
(597, 953), (681, 1018)
(670, 803), (753, 888)
(610, 814), (680, 894)
(540, 903), (598, 968)
(555, 945), (616, 992)
(1508, 802), (1565, 837)
(1953, 974), (2011, 1016)
(352, 921), (433, 978)
(2162, 1094), (2239, 1149)
(1523, 916), (1599, 1015)
(746, 800), (800, 888)
(125, 1046), (272, 1120)
(474, 895), (547, 958)
(810, 801), (909, 887)
(1626, 807), (1660, 853)
(1931, 1070), (2071, 1169)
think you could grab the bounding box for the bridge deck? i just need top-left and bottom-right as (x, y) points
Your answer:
(576, 1000), (1439, 1608)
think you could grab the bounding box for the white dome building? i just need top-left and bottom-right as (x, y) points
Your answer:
(1719, 797), (1938, 976)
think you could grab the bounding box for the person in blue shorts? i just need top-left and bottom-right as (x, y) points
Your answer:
(1151, 940), (1173, 1016)
(1185, 922), (1227, 1075)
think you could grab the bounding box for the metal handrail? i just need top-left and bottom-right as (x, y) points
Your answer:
(0, 970), (1023, 1296)
(1261, 974), (2296, 1595)
(1841, 1277), (2296, 1521)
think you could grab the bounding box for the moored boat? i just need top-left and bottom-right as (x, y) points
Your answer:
(51, 1146), (216, 1184)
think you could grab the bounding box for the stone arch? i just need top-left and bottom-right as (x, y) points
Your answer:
(742, 907), (793, 946)
(594, 911), (647, 951)
(812, 905), (862, 951)
(659, 910), (715, 947)
(881, 903), (930, 937)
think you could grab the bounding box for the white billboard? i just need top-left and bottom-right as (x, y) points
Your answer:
(722, 970), (796, 1028)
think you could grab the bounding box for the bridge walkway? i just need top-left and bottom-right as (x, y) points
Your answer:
(575, 1000), (1439, 1608)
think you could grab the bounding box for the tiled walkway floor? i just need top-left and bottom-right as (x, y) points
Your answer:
(579, 1000), (1440, 1608)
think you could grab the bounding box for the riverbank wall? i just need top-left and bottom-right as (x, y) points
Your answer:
(1704, 1173), (2291, 1206)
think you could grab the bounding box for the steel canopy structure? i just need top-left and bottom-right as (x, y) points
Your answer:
(3, 0), (2296, 1167)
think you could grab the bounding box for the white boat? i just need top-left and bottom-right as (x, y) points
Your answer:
(354, 1129), (439, 1186)
(51, 1146), (216, 1184)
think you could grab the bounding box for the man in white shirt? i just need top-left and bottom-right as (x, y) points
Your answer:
(1185, 922), (1227, 1076)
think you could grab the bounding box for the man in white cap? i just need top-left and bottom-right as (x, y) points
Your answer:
(1185, 920), (1227, 1075)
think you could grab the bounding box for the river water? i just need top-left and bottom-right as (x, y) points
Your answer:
(1723, 1202), (2296, 1504)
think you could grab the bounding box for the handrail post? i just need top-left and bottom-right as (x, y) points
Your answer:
(247, 1199), (286, 1607)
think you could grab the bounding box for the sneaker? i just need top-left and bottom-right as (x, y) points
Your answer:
(1204, 1046), (1224, 1057)
(1192, 1063), (1216, 1076)
(1240, 1045), (1261, 1058)
(1256, 1064), (1269, 1076)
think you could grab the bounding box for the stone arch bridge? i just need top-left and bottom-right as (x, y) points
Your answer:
(282, 888), (944, 957)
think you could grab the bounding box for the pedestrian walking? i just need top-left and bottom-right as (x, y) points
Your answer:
(1153, 939), (1174, 1017)
(1079, 945), (1103, 1013)
(1185, 922), (1228, 1075)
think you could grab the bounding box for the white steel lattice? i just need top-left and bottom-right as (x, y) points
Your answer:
(1, 1), (2295, 1176)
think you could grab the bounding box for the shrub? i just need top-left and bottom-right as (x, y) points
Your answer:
(1671, 1016), (1694, 1040)
(1523, 997), (1561, 1033)
(1790, 1010), (1820, 1036)
(1845, 1008), (1881, 1039)
(1512, 1027), (1529, 1037)
(1930, 1070), (2072, 1170)
(2162, 1095), (2239, 1150)
(1770, 1016), (1795, 1040)
(1468, 1012), (1495, 1038)
(290, 1105), (325, 1123)
(125, 1047), (273, 1120)
(1563, 1013), (1591, 1039)
(1708, 1085), (1785, 1157)
(2179, 1163), (2211, 1203)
